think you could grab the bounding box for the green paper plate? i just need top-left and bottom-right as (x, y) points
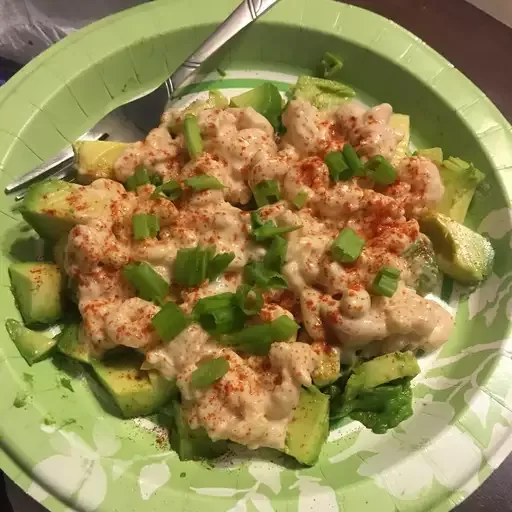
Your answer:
(1, 0), (511, 510)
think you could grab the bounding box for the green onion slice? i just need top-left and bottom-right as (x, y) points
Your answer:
(174, 247), (210, 287)
(253, 223), (301, 242)
(253, 180), (281, 208)
(184, 175), (224, 191)
(292, 191), (308, 209)
(219, 315), (299, 355)
(235, 284), (263, 316)
(151, 180), (182, 200)
(132, 214), (160, 241)
(342, 144), (363, 174)
(125, 167), (151, 191)
(263, 236), (287, 271)
(270, 315), (300, 340)
(192, 293), (245, 335)
(372, 266), (401, 297)
(365, 155), (397, 185)
(191, 357), (229, 389)
(325, 151), (353, 182)
(207, 252), (235, 280)
(331, 227), (365, 263)
(123, 262), (168, 305)
(244, 261), (288, 289)
(223, 324), (274, 355)
(183, 114), (203, 159)
(152, 302), (189, 342)
(318, 52), (343, 78)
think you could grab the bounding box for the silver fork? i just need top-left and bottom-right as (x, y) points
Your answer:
(5, 0), (281, 197)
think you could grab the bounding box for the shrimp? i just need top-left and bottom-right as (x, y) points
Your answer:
(387, 156), (445, 217)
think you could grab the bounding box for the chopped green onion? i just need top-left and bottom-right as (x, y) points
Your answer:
(151, 302), (188, 342)
(325, 151), (353, 182)
(151, 174), (163, 187)
(365, 155), (397, 185)
(220, 315), (299, 355)
(263, 236), (287, 271)
(125, 167), (151, 191)
(253, 222), (301, 242)
(198, 307), (243, 335)
(292, 191), (308, 209)
(191, 357), (229, 389)
(151, 179), (182, 200)
(184, 175), (224, 191)
(193, 293), (236, 317)
(253, 180), (281, 208)
(123, 262), (168, 305)
(250, 210), (264, 230)
(235, 284), (263, 316)
(174, 247), (210, 287)
(183, 114), (203, 159)
(270, 315), (300, 340)
(317, 52), (343, 78)
(331, 227), (365, 263)
(132, 214), (160, 241)
(244, 261), (288, 289)
(223, 324), (274, 355)
(372, 266), (401, 297)
(193, 293), (245, 335)
(342, 144), (363, 174)
(207, 252), (235, 280)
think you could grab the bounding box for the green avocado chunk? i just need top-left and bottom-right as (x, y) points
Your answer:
(435, 156), (485, 223)
(334, 379), (414, 434)
(56, 323), (90, 364)
(91, 352), (177, 418)
(5, 319), (56, 365)
(230, 83), (283, 130)
(401, 234), (439, 296)
(312, 346), (341, 387)
(167, 401), (229, 461)
(420, 212), (494, 284)
(285, 386), (329, 466)
(73, 140), (128, 184)
(20, 180), (115, 240)
(345, 351), (420, 400)
(9, 263), (63, 325)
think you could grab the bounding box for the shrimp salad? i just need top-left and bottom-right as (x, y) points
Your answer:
(10, 64), (492, 465)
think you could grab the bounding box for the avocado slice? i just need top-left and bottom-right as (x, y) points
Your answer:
(9, 263), (63, 325)
(312, 345), (341, 388)
(420, 212), (494, 283)
(435, 156), (485, 223)
(73, 140), (128, 184)
(20, 180), (115, 240)
(332, 378), (414, 434)
(91, 352), (177, 418)
(415, 147), (443, 164)
(285, 386), (329, 466)
(389, 114), (410, 167)
(345, 351), (420, 401)
(168, 401), (229, 460)
(56, 323), (90, 364)
(401, 234), (439, 296)
(230, 83), (283, 130)
(5, 319), (57, 365)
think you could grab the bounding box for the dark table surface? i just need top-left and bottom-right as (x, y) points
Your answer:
(2, 0), (512, 511)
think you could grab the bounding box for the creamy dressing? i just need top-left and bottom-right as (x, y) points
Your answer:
(64, 98), (454, 450)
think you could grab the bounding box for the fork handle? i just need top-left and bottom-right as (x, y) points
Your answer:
(4, 129), (106, 194)
(166, 0), (281, 94)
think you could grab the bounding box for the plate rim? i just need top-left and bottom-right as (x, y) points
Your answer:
(0, 0), (511, 511)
